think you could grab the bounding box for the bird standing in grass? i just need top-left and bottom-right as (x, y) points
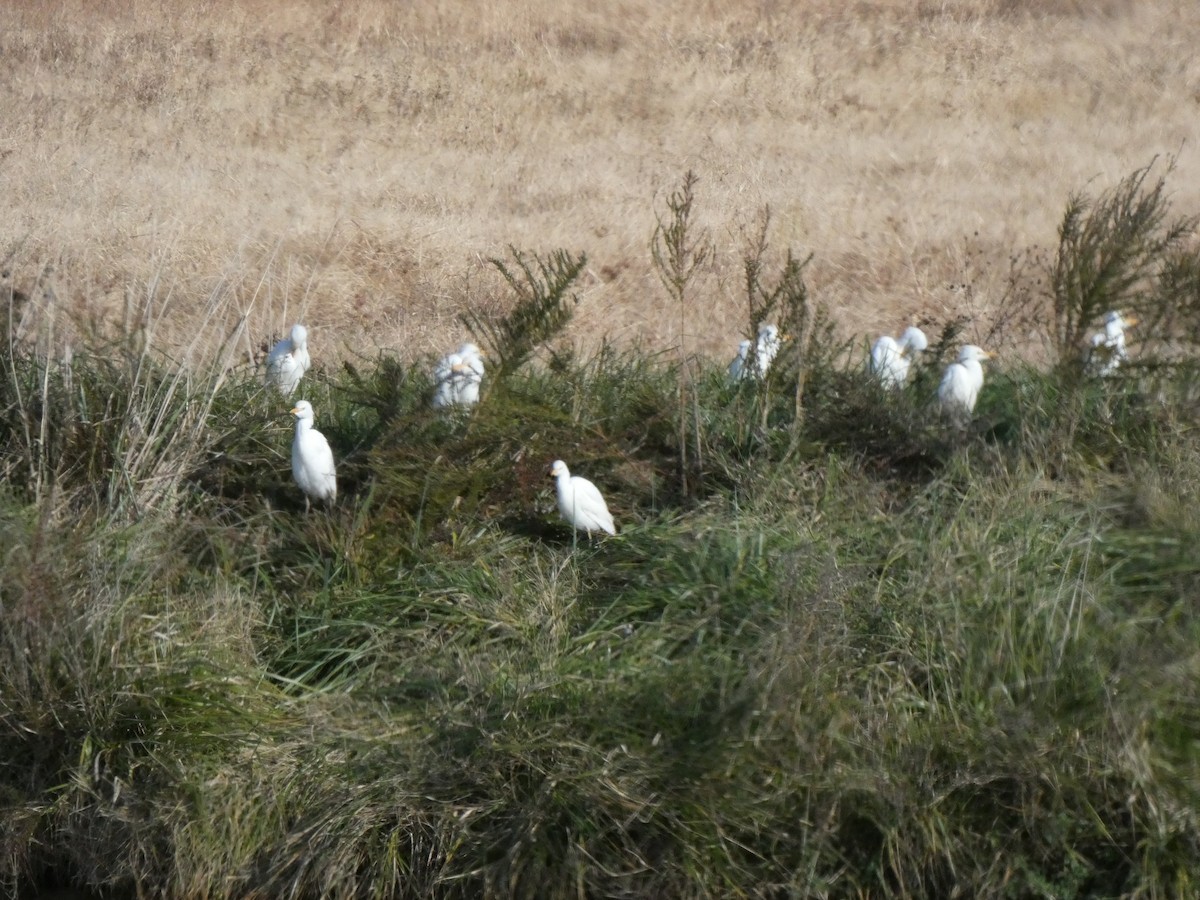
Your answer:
(938, 345), (994, 421)
(549, 460), (615, 537)
(432, 342), (486, 408)
(754, 323), (786, 377)
(870, 325), (929, 388)
(291, 400), (337, 509)
(455, 343), (486, 405)
(265, 324), (311, 396)
(1087, 310), (1138, 376)
(728, 324), (788, 382)
(727, 339), (753, 382)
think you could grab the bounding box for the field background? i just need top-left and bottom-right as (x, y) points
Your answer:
(6, 3), (1200, 898)
(3, 0), (1199, 363)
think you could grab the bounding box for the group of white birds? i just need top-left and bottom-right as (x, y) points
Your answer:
(863, 309), (1136, 419)
(263, 308), (1137, 532)
(263, 326), (615, 536)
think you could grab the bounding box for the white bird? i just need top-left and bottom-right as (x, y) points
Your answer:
(1087, 310), (1138, 376)
(455, 343), (486, 406)
(728, 324), (788, 382)
(265, 324), (311, 396)
(938, 344), (994, 420)
(549, 459), (615, 537)
(754, 324), (786, 377)
(728, 339), (753, 382)
(432, 342), (486, 408)
(290, 400), (337, 508)
(870, 325), (929, 388)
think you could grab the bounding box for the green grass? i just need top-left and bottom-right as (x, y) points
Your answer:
(4, 174), (1200, 898)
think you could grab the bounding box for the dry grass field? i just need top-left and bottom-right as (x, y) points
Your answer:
(3, 0), (1200, 363)
(9, 5), (1200, 897)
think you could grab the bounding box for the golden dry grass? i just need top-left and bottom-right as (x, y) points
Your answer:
(2, 0), (1199, 363)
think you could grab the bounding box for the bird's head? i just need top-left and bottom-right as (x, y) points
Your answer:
(959, 345), (994, 364)
(548, 460), (569, 479)
(1105, 310), (1137, 336)
(290, 324), (308, 347)
(290, 400), (314, 421)
(899, 326), (929, 354)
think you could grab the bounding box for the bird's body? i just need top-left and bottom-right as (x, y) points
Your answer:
(754, 324), (784, 377)
(728, 324), (787, 382)
(549, 460), (615, 536)
(291, 401), (337, 507)
(431, 353), (464, 408)
(432, 342), (485, 408)
(938, 345), (993, 420)
(265, 324), (311, 396)
(870, 325), (929, 388)
(1087, 310), (1137, 376)
(728, 339), (753, 382)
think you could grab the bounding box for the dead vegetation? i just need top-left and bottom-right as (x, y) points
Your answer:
(1, 0), (1198, 365)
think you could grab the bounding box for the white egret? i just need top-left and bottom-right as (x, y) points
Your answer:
(1087, 310), (1138, 376)
(728, 339), (753, 383)
(870, 325), (929, 388)
(754, 324), (787, 377)
(431, 352), (464, 409)
(265, 324), (311, 396)
(432, 342), (486, 408)
(455, 343), (486, 406)
(938, 345), (994, 420)
(549, 460), (615, 537)
(728, 324), (788, 382)
(290, 400), (337, 509)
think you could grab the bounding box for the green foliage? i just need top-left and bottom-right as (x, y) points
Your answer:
(6, 167), (1200, 898)
(459, 247), (586, 380)
(1050, 156), (1199, 368)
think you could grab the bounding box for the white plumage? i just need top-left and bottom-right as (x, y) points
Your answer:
(432, 342), (486, 408)
(938, 344), (994, 419)
(549, 459), (615, 536)
(754, 324), (785, 377)
(265, 324), (311, 396)
(728, 324), (788, 382)
(728, 339), (753, 383)
(1086, 310), (1137, 376)
(290, 400), (337, 508)
(870, 325), (929, 388)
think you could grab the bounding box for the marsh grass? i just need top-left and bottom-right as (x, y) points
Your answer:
(4, 168), (1200, 898)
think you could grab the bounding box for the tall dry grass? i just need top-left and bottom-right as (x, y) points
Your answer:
(2, 0), (1199, 363)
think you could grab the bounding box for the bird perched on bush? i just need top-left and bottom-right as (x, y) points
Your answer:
(870, 325), (929, 388)
(1086, 310), (1138, 376)
(265, 324), (311, 396)
(432, 342), (486, 408)
(549, 459), (615, 537)
(938, 345), (994, 421)
(290, 400), (337, 510)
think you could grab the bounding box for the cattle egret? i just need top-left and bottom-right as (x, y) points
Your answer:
(265, 324), (311, 396)
(754, 324), (786, 377)
(938, 345), (994, 420)
(290, 400), (337, 509)
(549, 460), (615, 537)
(870, 325), (929, 388)
(728, 324), (788, 382)
(1087, 310), (1138, 376)
(728, 339), (753, 382)
(433, 342), (486, 408)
